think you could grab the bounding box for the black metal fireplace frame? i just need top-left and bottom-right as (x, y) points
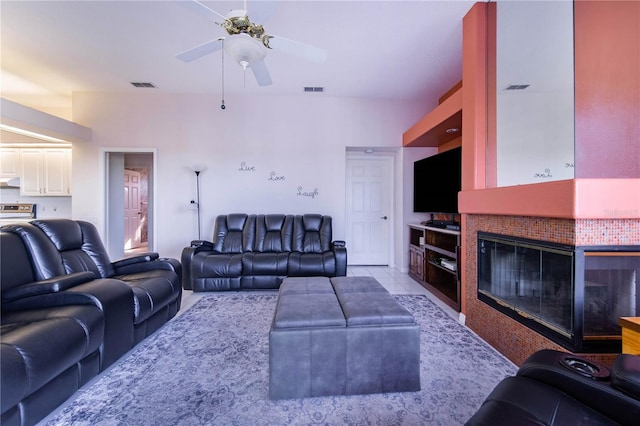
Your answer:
(477, 231), (640, 353)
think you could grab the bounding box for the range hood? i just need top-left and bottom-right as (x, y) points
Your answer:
(0, 177), (20, 188)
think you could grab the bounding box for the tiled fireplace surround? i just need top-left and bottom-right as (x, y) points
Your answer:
(464, 215), (640, 366)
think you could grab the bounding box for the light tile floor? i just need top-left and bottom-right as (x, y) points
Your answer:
(347, 266), (430, 295)
(180, 266), (460, 321)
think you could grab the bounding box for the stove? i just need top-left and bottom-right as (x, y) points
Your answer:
(0, 203), (37, 224)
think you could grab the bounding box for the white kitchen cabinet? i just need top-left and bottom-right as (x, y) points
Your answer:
(19, 149), (43, 195)
(0, 148), (21, 178)
(20, 148), (72, 196)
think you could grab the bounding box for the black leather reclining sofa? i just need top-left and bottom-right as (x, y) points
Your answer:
(1, 219), (182, 426)
(466, 349), (640, 425)
(182, 213), (347, 291)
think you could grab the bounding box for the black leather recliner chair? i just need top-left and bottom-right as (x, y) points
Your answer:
(182, 213), (347, 292)
(4, 219), (182, 343)
(1, 231), (120, 426)
(1, 220), (182, 426)
(465, 349), (640, 425)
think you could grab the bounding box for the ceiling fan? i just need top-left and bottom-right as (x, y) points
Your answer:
(176, 0), (327, 87)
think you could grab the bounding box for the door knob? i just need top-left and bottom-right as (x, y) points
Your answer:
(381, 216), (388, 220)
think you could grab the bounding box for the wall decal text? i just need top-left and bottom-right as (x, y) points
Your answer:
(268, 171), (286, 181)
(238, 162), (256, 172)
(297, 186), (319, 199)
(533, 168), (553, 179)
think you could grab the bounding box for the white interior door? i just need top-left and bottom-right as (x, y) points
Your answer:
(124, 169), (142, 250)
(346, 156), (392, 265)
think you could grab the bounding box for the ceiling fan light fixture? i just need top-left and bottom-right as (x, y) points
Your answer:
(224, 33), (266, 68)
(176, 1), (327, 87)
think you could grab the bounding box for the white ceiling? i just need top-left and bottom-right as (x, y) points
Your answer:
(0, 0), (475, 116)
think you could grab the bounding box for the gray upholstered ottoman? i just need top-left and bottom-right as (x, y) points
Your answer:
(269, 276), (421, 399)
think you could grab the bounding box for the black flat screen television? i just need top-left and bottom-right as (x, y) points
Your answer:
(413, 147), (461, 214)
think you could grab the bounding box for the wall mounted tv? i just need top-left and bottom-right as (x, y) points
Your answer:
(413, 147), (462, 214)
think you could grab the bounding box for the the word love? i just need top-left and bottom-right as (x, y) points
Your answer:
(268, 171), (286, 181)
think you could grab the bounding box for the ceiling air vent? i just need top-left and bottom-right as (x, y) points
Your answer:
(505, 84), (530, 91)
(131, 82), (157, 88)
(304, 86), (324, 93)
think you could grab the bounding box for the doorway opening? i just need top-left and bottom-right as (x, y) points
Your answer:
(104, 149), (156, 260)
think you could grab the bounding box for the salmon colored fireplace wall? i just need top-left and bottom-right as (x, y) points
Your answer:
(464, 215), (640, 366)
(458, 2), (640, 366)
(574, 0), (640, 178)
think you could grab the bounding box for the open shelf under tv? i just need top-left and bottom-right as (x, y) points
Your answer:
(408, 223), (461, 311)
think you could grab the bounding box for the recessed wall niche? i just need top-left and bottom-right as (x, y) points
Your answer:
(491, 1), (575, 186)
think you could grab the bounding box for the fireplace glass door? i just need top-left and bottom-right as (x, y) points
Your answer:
(581, 252), (640, 340)
(478, 235), (574, 338)
(479, 232), (640, 352)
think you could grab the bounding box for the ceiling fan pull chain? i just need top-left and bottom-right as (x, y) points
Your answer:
(220, 38), (226, 110)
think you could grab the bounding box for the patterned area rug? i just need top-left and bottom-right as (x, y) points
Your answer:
(43, 293), (516, 425)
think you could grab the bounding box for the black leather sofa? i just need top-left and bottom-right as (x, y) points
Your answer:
(1, 219), (182, 426)
(182, 213), (347, 291)
(466, 349), (640, 425)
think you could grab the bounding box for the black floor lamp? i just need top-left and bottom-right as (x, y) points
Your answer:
(191, 170), (202, 240)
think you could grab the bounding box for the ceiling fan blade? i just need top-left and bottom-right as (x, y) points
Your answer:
(176, 38), (223, 62)
(269, 35), (327, 64)
(175, 0), (226, 20)
(245, 1), (280, 25)
(251, 59), (272, 86)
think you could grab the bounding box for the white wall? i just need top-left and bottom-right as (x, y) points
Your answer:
(71, 92), (429, 262)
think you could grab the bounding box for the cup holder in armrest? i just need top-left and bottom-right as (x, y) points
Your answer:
(559, 354), (611, 380)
